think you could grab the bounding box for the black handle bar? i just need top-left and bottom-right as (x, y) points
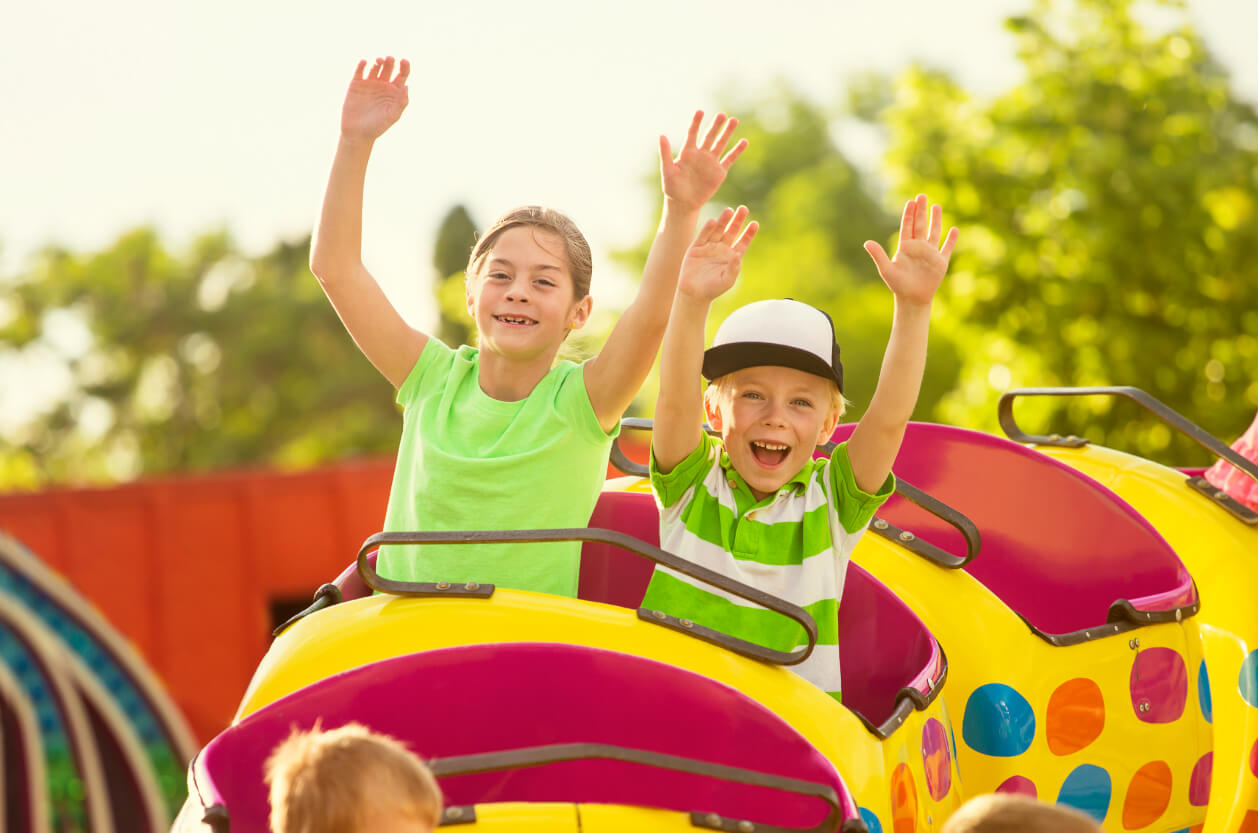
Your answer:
(614, 418), (982, 568)
(428, 742), (842, 833)
(357, 528), (819, 667)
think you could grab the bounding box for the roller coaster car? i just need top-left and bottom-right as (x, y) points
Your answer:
(176, 387), (1258, 833)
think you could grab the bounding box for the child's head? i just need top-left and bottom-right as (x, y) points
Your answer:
(265, 723), (442, 833)
(702, 299), (846, 500)
(940, 794), (1102, 833)
(464, 206), (595, 357)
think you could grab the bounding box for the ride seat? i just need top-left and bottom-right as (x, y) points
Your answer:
(193, 643), (856, 832)
(830, 422), (1197, 640)
(577, 488), (943, 734)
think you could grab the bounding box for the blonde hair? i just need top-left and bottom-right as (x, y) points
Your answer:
(466, 206), (593, 300)
(705, 372), (847, 422)
(265, 723), (442, 833)
(940, 795), (1102, 833)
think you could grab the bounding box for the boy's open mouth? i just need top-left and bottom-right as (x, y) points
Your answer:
(493, 314), (536, 326)
(750, 440), (790, 467)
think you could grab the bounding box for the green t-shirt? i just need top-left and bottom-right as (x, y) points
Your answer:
(378, 339), (619, 597)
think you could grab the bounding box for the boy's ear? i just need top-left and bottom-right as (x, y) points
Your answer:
(817, 406), (841, 447)
(703, 389), (724, 431)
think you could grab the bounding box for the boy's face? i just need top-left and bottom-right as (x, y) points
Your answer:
(705, 366), (840, 501)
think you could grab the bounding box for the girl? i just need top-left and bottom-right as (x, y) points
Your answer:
(310, 56), (747, 596)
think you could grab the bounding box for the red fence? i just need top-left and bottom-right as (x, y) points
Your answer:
(0, 438), (651, 744)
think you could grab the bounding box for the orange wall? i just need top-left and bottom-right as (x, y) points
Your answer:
(0, 440), (650, 744)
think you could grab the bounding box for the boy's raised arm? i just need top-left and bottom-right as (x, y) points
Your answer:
(654, 209), (758, 472)
(847, 195), (958, 494)
(310, 57), (428, 390)
(585, 113), (748, 432)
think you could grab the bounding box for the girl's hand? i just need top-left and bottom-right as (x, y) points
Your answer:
(678, 206), (758, 302)
(340, 57), (411, 143)
(659, 112), (748, 211)
(863, 194), (959, 307)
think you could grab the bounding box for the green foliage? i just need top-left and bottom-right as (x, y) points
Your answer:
(874, 0), (1258, 462)
(432, 205), (479, 348)
(0, 230), (399, 487)
(618, 84), (960, 423)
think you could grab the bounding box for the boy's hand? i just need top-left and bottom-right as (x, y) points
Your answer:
(659, 112), (748, 211)
(863, 194), (959, 306)
(678, 206), (758, 302)
(340, 57), (411, 143)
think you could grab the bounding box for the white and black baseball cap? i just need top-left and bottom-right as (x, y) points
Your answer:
(702, 298), (844, 392)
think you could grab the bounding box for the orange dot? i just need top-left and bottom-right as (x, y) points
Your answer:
(890, 762), (918, 833)
(1122, 760), (1173, 830)
(1240, 810), (1258, 833)
(1046, 677), (1106, 756)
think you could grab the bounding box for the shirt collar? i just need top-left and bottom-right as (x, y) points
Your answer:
(719, 451), (812, 501)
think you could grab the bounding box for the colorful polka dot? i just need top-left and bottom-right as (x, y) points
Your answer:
(890, 763), (917, 833)
(1046, 677), (1105, 755)
(1251, 736), (1258, 778)
(962, 683), (1036, 757)
(1240, 811), (1258, 833)
(1198, 661), (1212, 724)
(1240, 650), (1258, 709)
(859, 807), (883, 833)
(1130, 647), (1188, 723)
(1057, 764), (1111, 823)
(1188, 753), (1211, 806)
(921, 718), (952, 801)
(1122, 760), (1172, 829)
(995, 775), (1036, 798)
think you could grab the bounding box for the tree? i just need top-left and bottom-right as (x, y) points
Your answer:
(431, 204), (479, 348)
(0, 229), (401, 487)
(874, 0), (1258, 462)
(617, 86), (963, 422)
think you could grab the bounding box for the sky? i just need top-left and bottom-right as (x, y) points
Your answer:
(1, 0), (1256, 425)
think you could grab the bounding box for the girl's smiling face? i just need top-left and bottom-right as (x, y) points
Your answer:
(705, 366), (841, 501)
(466, 226), (591, 362)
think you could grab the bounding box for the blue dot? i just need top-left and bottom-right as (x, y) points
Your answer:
(1056, 764), (1111, 823)
(962, 683), (1036, 757)
(1198, 661), (1212, 723)
(1240, 650), (1258, 709)
(858, 807), (882, 833)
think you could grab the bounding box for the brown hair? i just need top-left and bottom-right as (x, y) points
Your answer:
(265, 723), (442, 833)
(466, 206), (593, 300)
(940, 795), (1102, 833)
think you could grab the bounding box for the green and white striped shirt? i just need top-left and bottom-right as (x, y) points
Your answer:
(641, 432), (894, 701)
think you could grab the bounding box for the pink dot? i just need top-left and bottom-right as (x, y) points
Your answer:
(1251, 737), (1258, 779)
(1189, 752), (1212, 806)
(995, 775), (1036, 798)
(1130, 647), (1188, 723)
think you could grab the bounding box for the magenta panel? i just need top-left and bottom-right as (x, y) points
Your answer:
(831, 422), (1194, 636)
(197, 643), (857, 832)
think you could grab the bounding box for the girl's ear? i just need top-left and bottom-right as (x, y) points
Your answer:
(465, 276), (477, 317)
(567, 295), (593, 331)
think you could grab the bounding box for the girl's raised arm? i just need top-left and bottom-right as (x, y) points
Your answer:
(310, 57), (428, 390)
(583, 112), (748, 432)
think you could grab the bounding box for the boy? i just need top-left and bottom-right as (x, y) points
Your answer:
(265, 723), (443, 833)
(940, 794), (1102, 833)
(642, 195), (957, 700)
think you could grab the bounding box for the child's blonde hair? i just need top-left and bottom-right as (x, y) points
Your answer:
(705, 372), (848, 423)
(466, 206), (593, 300)
(940, 795), (1102, 833)
(265, 723), (442, 833)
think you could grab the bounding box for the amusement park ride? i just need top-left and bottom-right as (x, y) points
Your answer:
(3, 385), (1257, 832)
